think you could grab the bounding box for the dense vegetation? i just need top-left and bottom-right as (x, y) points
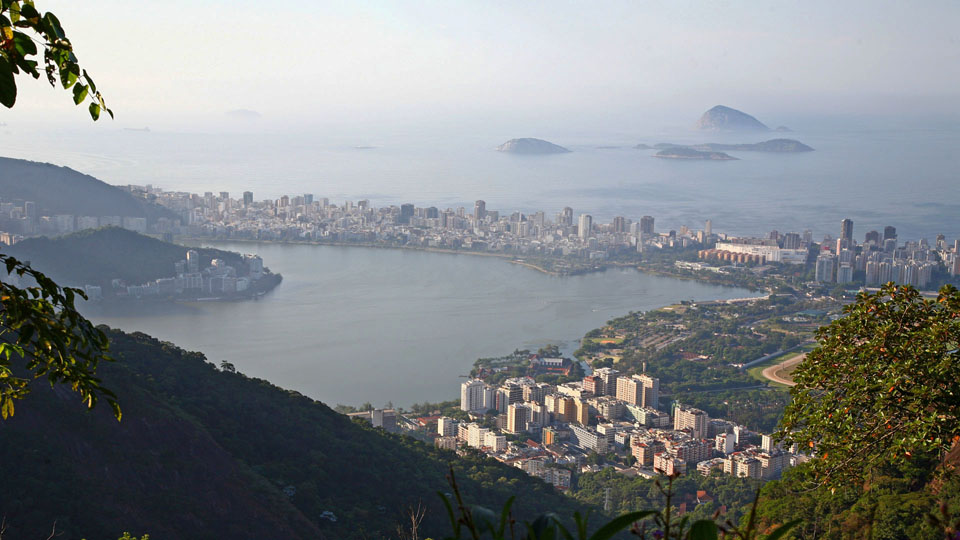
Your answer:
(574, 468), (763, 524)
(9, 226), (250, 287)
(0, 157), (173, 221)
(0, 329), (591, 539)
(756, 459), (960, 539)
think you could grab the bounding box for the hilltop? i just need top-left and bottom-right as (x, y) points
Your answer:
(496, 138), (571, 154)
(696, 105), (769, 131)
(7, 227), (258, 290)
(0, 157), (175, 222)
(0, 329), (589, 539)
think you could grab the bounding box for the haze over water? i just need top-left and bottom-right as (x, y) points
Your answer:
(84, 243), (753, 407)
(2, 116), (957, 242)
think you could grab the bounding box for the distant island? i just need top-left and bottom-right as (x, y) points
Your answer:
(696, 105), (769, 131)
(7, 227), (281, 302)
(654, 147), (738, 160)
(496, 138), (571, 154)
(654, 139), (814, 153)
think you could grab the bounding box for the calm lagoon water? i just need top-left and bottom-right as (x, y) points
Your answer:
(85, 242), (753, 407)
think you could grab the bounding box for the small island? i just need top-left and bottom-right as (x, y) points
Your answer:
(496, 138), (571, 154)
(654, 147), (738, 160)
(652, 139), (814, 154)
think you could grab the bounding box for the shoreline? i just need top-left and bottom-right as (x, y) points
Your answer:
(178, 236), (597, 277)
(177, 236), (770, 289)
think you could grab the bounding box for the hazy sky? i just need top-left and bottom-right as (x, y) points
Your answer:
(7, 0), (960, 129)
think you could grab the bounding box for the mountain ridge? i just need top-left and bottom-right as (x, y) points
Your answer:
(0, 156), (175, 222)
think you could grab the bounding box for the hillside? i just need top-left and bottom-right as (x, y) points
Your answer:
(8, 227), (244, 287)
(696, 105), (769, 131)
(496, 138), (571, 154)
(0, 329), (590, 539)
(0, 156), (175, 222)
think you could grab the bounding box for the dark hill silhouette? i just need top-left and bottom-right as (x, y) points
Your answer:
(0, 157), (175, 222)
(0, 330), (588, 539)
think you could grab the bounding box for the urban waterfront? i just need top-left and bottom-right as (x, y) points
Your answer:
(83, 241), (752, 407)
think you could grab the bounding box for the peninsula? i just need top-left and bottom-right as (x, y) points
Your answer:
(7, 227), (281, 302)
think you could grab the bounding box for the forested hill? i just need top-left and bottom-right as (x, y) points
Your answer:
(8, 227), (244, 286)
(0, 156), (175, 222)
(0, 329), (588, 540)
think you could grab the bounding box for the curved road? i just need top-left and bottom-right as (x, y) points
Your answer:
(761, 353), (806, 386)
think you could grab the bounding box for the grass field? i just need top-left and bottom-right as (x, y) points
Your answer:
(584, 337), (625, 345)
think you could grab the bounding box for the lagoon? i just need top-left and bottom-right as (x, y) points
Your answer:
(86, 242), (754, 408)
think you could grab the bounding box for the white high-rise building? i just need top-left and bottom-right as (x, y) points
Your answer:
(437, 416), (456, 437)
(578, 214), (593, 239)
(460, 379), (491, 412)
(674, 405), (709, 439)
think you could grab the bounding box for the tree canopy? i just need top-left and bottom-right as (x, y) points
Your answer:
(778, 283), (960, 487)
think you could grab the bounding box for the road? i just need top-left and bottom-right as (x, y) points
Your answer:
(761, 353), (806, 386)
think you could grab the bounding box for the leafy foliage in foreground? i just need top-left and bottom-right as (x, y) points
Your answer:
(0, 253), (116, 419)
(0, 329), (590, 539)
(436, 471), (799, 540)
(778, 284), (960, 488)
(0, 0), (111, 118)
(574, 468), (762, 525)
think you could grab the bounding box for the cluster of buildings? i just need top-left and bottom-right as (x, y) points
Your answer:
(422, 367), (802, 489)
(91, 249), (267, 300)
(126, 186), (716, 261)
(813, 222), (957, 288)
(0, 199), (148, 246)
(697, 218), (959, 289)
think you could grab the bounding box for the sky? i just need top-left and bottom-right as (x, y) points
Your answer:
(5, 0), (960, 131)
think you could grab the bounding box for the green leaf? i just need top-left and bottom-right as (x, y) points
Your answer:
(587, 511), (657, 540)
(498, 495), (515, 537)
(18, 3), (39, 22)
(88, 101), (100, 120)
(60, 64), (78, 89)
(0, 57), (17, 108)
(763, 519), (802, 540)
(41, 12), (64, 39)
(688, 520), (719, 540)
(72, 82), (87, 104)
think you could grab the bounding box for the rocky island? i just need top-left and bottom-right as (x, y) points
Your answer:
(496, 138), (571, 154)
(696, 105), (769, 131)
(654, 147), (738, 160)
(653, 139), (814, 153)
